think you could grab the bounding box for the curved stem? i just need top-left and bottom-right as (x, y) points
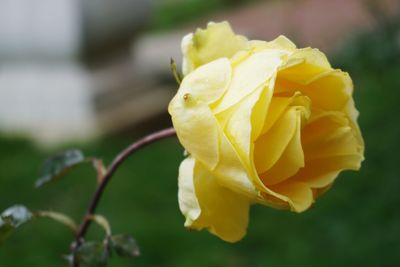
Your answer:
(71, 127), (176, 264)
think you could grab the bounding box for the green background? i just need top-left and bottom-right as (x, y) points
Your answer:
(1, 6), (400, 267)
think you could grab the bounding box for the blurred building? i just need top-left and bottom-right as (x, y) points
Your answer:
(0, 0), (172, 144)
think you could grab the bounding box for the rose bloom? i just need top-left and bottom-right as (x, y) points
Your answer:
(168, 22), (364, 242)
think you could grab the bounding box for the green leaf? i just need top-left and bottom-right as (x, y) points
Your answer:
(74, 241), (109, 267)
(35, 149), (86, 188)
(62, 254), (74, 267)
(0, 217), (15, 243)
(35, 211), (78, 232)
(88, 215), (112, 236)
(110, 235), (140, 258)
(0, 205), (33, 243)
(1, 205), (32, 226)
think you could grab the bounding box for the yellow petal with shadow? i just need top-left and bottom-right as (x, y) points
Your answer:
(301, 111), (363, 162)
(216, 83), (272, 166)
(178, 156), (251, 242)
(268, 181), (314, 212)
(291, 154), (363, 188)
(254, 106), (300, 174)
(275, 70), (352, 111)
(289, 110), (363, 188)
(259, 113), (304, 186)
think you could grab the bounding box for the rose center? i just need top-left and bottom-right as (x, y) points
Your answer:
(253, 92), (311, 186)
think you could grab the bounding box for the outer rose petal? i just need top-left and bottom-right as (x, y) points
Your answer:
(276, 48), (353, 112)
(170, 100), (219, 170)
(172, 58), (232, 105)
(178, 157), (201, 226)
(290, 110), (363, 187)
(279, 47), (331, 79)
(293, 154), (363, 188)
(182, 21), (248, 75)
(178, 157), (250, 242)
(168, 58), (231, 170)
(249, 35), (297, 52)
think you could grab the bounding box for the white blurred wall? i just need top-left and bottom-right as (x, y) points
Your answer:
(0, 63), (95, 142)
(0, 0), (81, 60)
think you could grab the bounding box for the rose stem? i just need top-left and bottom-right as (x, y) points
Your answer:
(71, 127), (176, 266)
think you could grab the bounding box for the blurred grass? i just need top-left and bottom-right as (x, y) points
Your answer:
(1, 16), (400, 267)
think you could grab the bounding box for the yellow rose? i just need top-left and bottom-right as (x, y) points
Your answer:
(168, 21), (364, 242)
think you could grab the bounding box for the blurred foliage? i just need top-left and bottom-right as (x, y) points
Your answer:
(0, 205), (33, 243)
(151, 0), (253, 31)
(1, 14), (400, 267)
(35, 149), (88, 188)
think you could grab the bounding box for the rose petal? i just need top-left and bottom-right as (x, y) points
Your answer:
(213, 49), (285, 113)
(169, 100), (219, 170)
(249, 35), (297, 52)
(179, 157), (250, 242)
(276, 69), (352, 111)
(301, 111), (363, 161)
(281, 47), (331, 74)
(213, 128), (261, 201)
(168, 59), (232, 169)
(268, 181), (314, 212)
(292, 154), (364, 188)
(259, 112), (304, 185)
(174, 58), (232, 105)
(178, 157), (201, 226)
(182, 21), (248, 75)
(217, 84), (271, 163)
(254, 107), (299, 174)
